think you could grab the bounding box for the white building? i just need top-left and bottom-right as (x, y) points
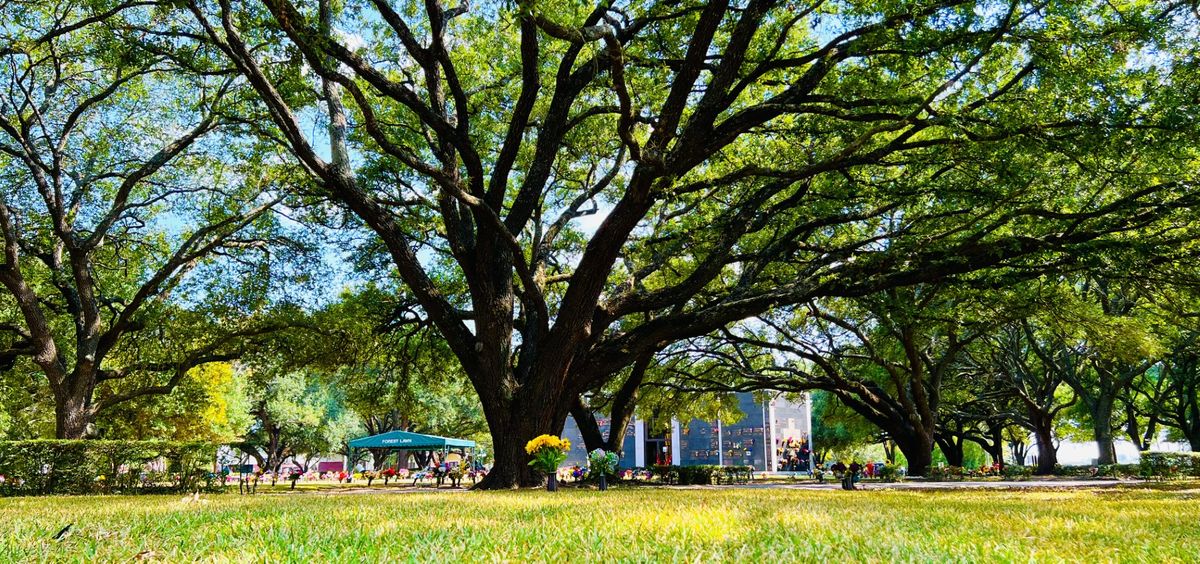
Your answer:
(562, 391), (813, 471)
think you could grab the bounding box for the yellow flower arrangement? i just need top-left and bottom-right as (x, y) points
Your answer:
(525, 434), (571, 455)
(526, 434), (571, 473)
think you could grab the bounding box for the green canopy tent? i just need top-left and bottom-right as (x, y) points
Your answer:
(348, 430), (477, 480)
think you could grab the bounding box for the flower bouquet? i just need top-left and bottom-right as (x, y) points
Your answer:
(447, 465), (466, 487)
(588, 449), (619, 491)
(382, 467), (397, 485)
(526, 434), (571, 491)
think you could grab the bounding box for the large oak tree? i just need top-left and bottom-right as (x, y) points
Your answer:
(179, 0), (1200, 486)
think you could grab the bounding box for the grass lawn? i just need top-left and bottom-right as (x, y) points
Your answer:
(2, 485), (1198, 562)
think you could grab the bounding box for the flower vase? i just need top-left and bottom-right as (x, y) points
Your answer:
(547, 474), (558, 492)
(599, 474), (608, 491)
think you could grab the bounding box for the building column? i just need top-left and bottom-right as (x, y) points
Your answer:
(804, 392), (814, 467)
(717, 418), (724, 467)
(761, 400), (770, 472)
(768, 397), (779, 473)
(634, 419), (646, 467)
(671, 419), (682, 465)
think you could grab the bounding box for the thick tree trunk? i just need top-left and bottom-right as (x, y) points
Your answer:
(54, 391), (92, 439)
(1188, 430), (1200, 453)
(1023, 401), (1059, 474)
(937, 436), (965, 467)
(473, 417), (548, 489)
(896, 434), (934, 477)
(1033, 420), (1057, 475)
(473, 395), (569, 489)
(1092, 398), (1117, 465)
(984, 425), (1005, 468)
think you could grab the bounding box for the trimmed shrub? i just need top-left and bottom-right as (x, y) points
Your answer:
(926, 466), (965, 481)
(649, 465), (746, 485)
(719, 466), (754, 484)
(1001, 465), (1034, 480)
(651, 465), (679, 484)
(1094, 464), (1140, 478)
(1139, 451), (1200, 481)
(0, 440), (219, 496)
(877, 464), (902, 483)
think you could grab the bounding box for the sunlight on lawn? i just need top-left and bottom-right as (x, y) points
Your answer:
(1, 487), (1198, 562)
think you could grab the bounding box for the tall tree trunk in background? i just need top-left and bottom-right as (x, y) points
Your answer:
(1091, 396), (1118, 465)
(1032, 417), (1057, 475)
(986, 425), (1005, 468)
(570, 401), (606, 453)
(1187, 425), (1200, 452)
(896, 433), (935, 477)
(571, 354), (651, 456)
(883, 440), (898, 464)
(937, 435), (965, 467)
(1009, 437), (1028, 466)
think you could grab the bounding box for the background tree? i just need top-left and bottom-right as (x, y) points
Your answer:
(1051, 277), (1161, 464)
(94, 362), (253, 443)
(936, 369), (1012, 469)
(718, 287), (998, 475)
(972, 318), (1079, 473)
(237, 369), (362, 476)
(1133, 288), (1200, 451)
(808, 391), (881, 465)
(0, 1), (305, 438)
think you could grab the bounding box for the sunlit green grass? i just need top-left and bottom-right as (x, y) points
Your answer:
(2, 486), (1198, 562)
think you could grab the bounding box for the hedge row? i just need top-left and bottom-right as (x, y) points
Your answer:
(0, 440), (220, 496)
(1140, 451), (1200, 480)
(650, 465), (755, 485)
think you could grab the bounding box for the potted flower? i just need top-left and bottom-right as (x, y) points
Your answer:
(525, 434), (571, 491)
(363, 470), (377, 486)
(447, 465), (465, 488)
(588, 449), (619, 491)
(381, 467), (397, 485)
